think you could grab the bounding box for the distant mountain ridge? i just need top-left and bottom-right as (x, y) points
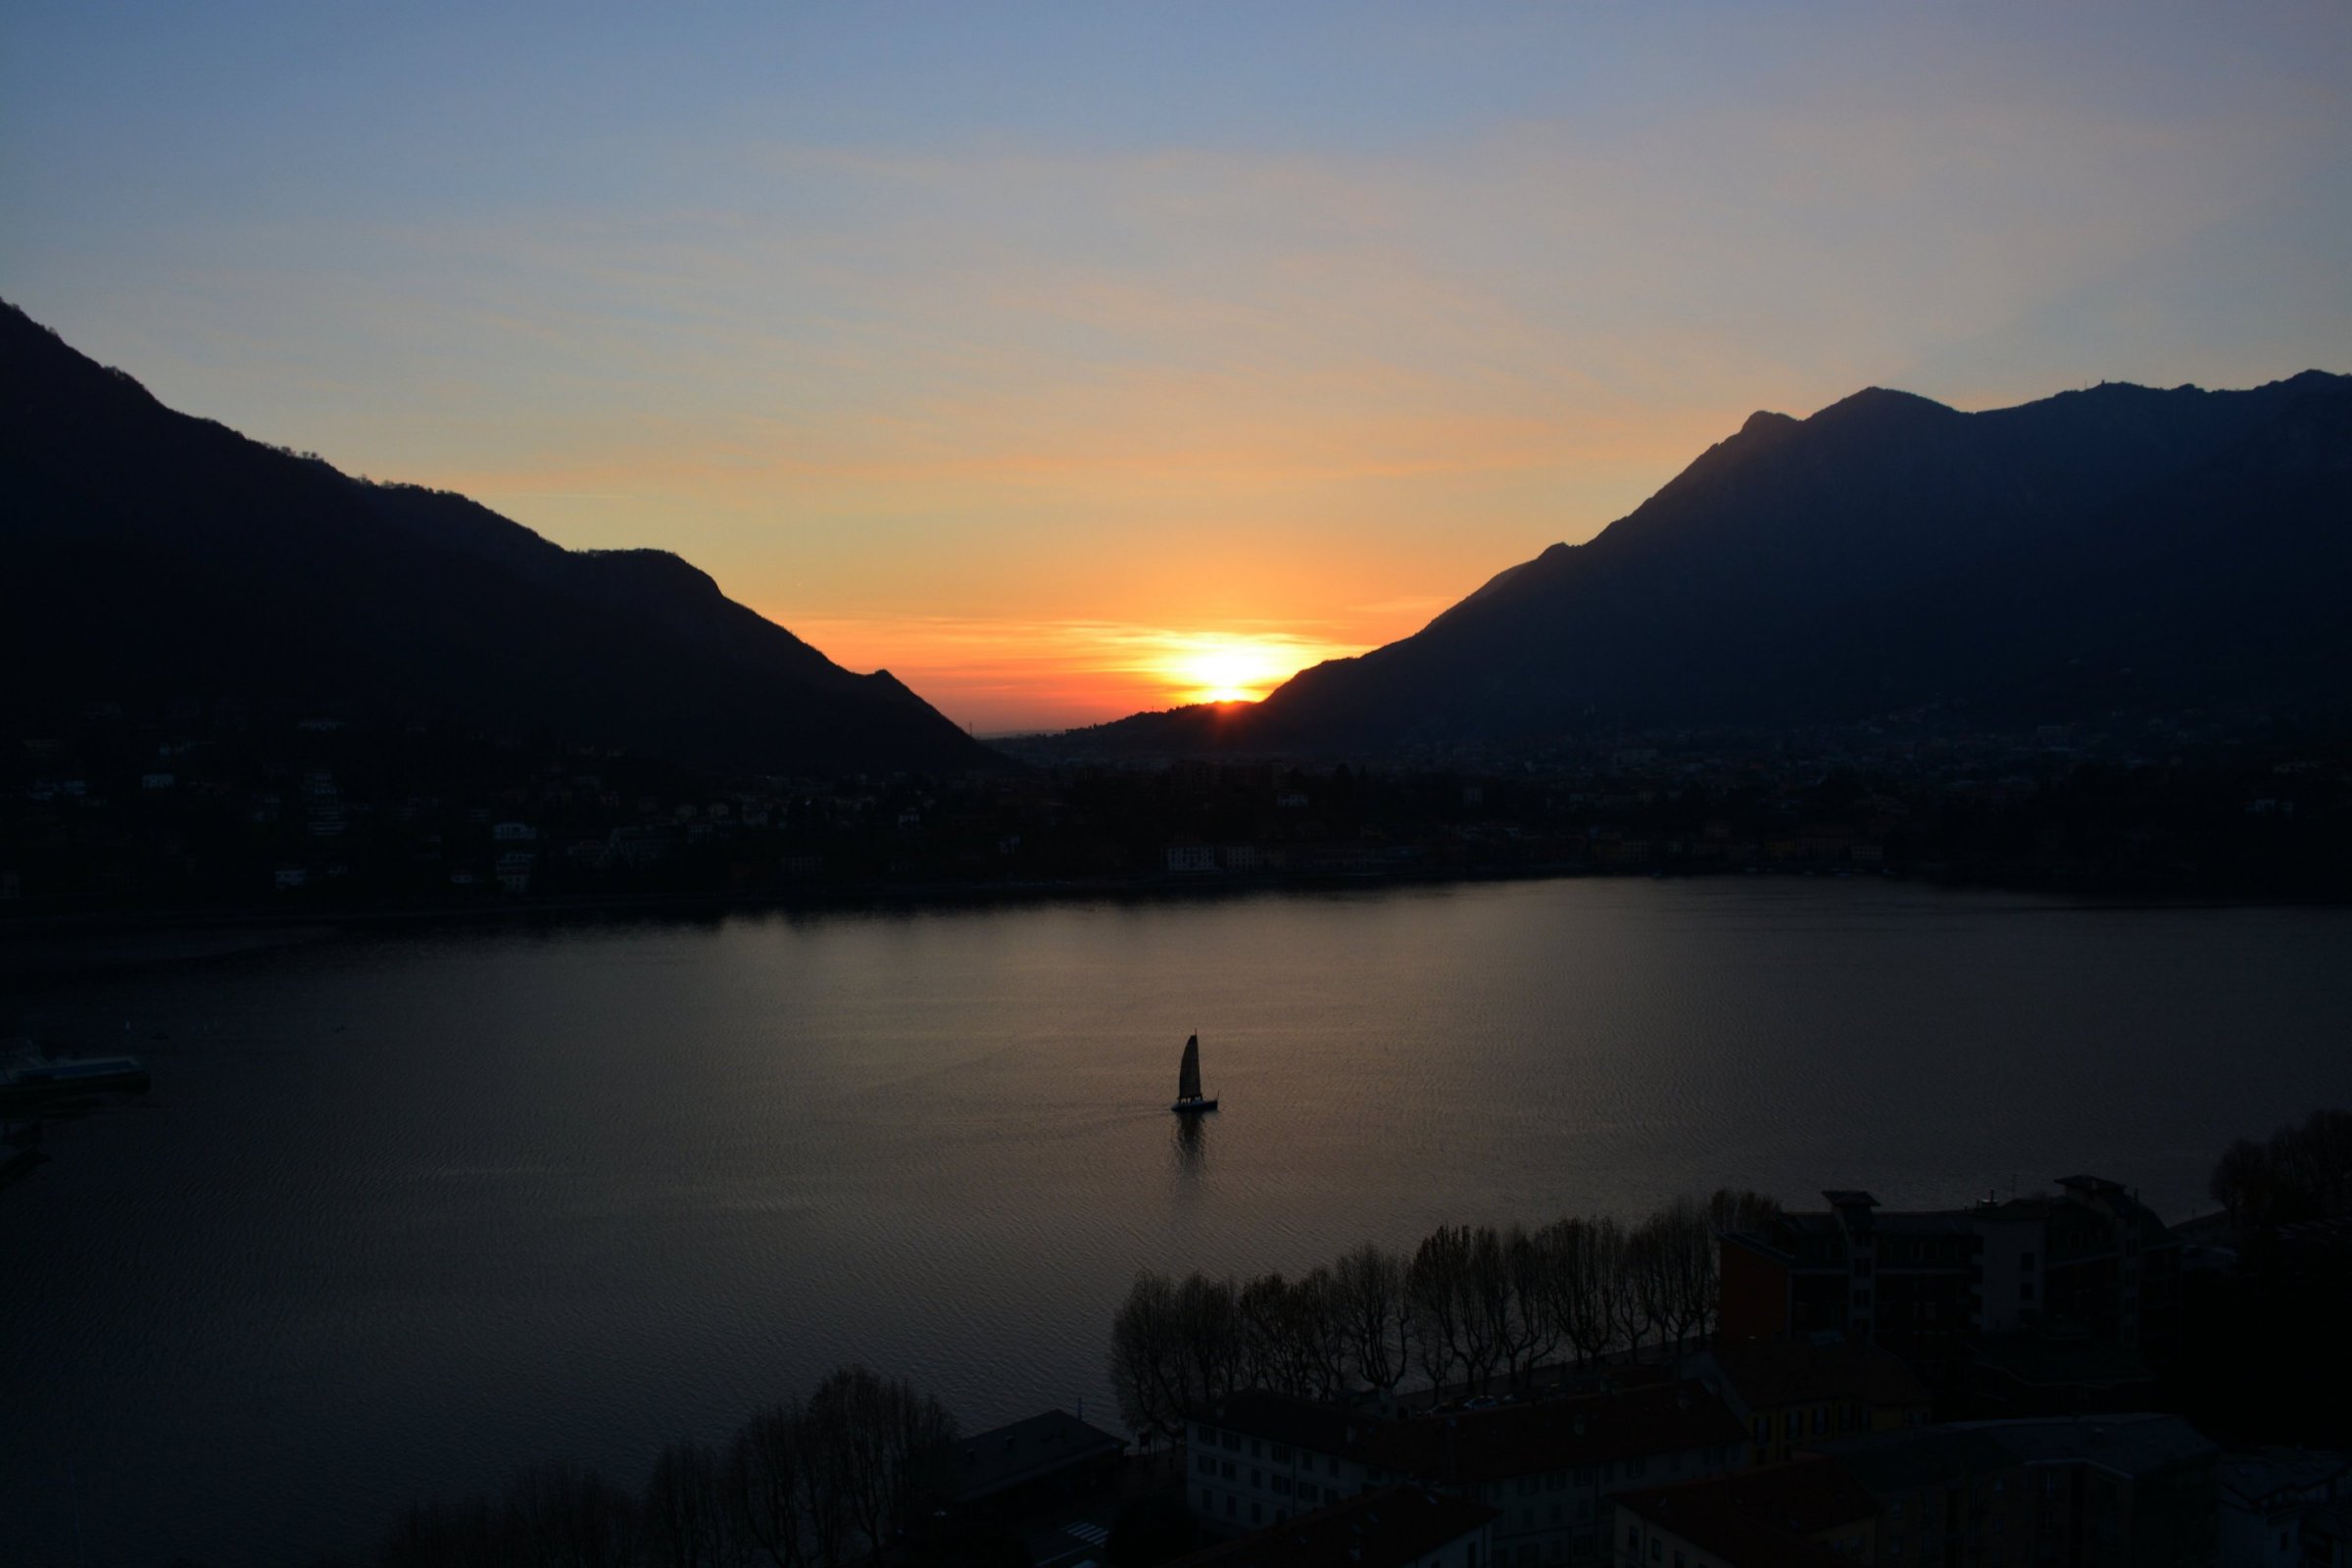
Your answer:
(0, 302), (1000, 774)
(1076, 369), (2352, 755)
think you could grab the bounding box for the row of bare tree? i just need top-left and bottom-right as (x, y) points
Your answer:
(1110, 1191), (1777, 1445)
(2209, 1108), (2352, 1230)
(368, 1364), (956, 1568)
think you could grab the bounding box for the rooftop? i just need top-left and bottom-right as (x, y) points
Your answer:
(1613, 1469), (1862, 1568)
(2219, 1450), (2352, 1510)
(1171, 1487), (1496, 1568)
(922, 1409), (1126, 1505)
(1623, 1454), (1879, 1538)
(1720, 1175), (2178, 1259)
(1371, 1387), (1745, 1484)
(1970, 1331), (2151, 1390)
(1867, 1212), (1978, 1237)
(1817, 1415), (2219, 1494)
(1195, 1392), (1381, 1463)
(1953, 1415), (2219, 1478)
(1697, 1339), (1931, 1410)
(1198, 1384), (1747, 1485)
(1812, 1428), (2020, 1494)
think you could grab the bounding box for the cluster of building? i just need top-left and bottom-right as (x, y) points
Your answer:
(6, 702), (2348, 907)
(1717, 1177), (2182, 1412)
(1124, 1176), (2345, 1568)
(1, 707), (1041, 904)
(1149, 735), (2350, 891)
(1175, 1373), (2229, 1568)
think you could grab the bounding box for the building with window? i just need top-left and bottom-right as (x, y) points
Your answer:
(2218, 1450), (2352, 1568)
(1186, 1384), (1747, 1561)
(1716, 1178), (2180, 1402)
(1611, 1454), (1877, 1568)
(1813, 1414), (2217, 1568)
(1682, 1340), (1930, 1466)
(917, 1408), (1125, 1520)
(1808, 1428), (2029, 1568)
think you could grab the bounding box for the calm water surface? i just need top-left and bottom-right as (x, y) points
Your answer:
(5, 880), (2350, 1564)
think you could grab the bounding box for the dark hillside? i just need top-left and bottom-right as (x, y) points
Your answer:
(1075, 371), (2352, 758)
(0, 303), (998, 775)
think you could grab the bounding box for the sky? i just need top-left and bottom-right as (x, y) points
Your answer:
(4, 3), (2348, 732)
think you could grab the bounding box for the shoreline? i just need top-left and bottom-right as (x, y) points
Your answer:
(5, 862), (2342, 979)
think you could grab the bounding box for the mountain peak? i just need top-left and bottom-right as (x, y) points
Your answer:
(1148, 367), (2352, 754)
(1811, 385), (1955, 423)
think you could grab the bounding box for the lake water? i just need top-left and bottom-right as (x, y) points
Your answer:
(5, 879), (2350, 1565)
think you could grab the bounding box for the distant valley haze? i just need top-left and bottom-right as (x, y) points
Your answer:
(4, 4), (2348, 734)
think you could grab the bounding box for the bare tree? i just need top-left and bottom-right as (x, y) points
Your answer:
(1238, 1272), (1294, 1392)
(1242, 1268), (1348, 1398)
(1533, 1217), (1611, 1369)
(1409, 1224), (1503, 1393)
(1458, 1224), (1549, 1391)
(1110, 1268), (1248, 1445)
(2210, 1137), (2272, 1229)
(1286, 1264), (1353, 1399)
(1498, 1225), (1562, 1388)
(1462, 1226), (1513, 1391)
(1406, 1225), (1469, 1390)
(1334, 1243), (1412, 1396)
(1642, 1199), (1716, 1350)
(375, 1368), (963, 1568)
(1110, 1269), (1189, 1446)
(726, 1397), (837, 1568)
(1589, 1216), (1638, 1363)
(644, 1437), (734, 1568)
(1173, 1272), (1245, 1408)
(808, 1365), (956, 1566)
(1707, 1187), (1782, 1237)
(378, 1494), (502, 1568)
(2213, 1109), (2352, 1229)
(504, 1461), (642, 1568)
(1624, 1217), (1673, 1357)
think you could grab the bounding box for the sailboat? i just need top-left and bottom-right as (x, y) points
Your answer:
(1171, 1034), (1218, 1114)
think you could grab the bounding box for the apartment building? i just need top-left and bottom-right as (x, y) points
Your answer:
(1187, 1383), (1748, 1563)
(1717, 1177), (2180, 1398)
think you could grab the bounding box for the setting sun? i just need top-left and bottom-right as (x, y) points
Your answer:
(766, 616), (1369, 732)
(1167, 637), (1316, 706)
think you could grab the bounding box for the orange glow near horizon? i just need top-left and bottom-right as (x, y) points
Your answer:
(774, 613), (1368, 734)
(1165, 637), (1307, 705)
(20, 3), (2347, 748)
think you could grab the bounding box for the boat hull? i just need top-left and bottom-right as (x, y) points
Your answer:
(0, 1056), (150, 1110)
(1170, 1097), (1219, 1114)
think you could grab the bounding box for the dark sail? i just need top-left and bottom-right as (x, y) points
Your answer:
(1177, 1035), (1201, 1102)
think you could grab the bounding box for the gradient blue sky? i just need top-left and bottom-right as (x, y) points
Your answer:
(5, 3), (2348, 728)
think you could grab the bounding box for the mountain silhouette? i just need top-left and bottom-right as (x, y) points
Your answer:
(1077, 370), (2352, 754)
(0, 303), (998, 774)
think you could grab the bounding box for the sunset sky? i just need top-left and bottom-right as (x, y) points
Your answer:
(5, 3), (2348, 731)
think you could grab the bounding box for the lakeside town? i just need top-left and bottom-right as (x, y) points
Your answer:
(307, 1111), (2347, 1567)
(9, 4), (2350, 1565)
(5, 702), (2349, 925)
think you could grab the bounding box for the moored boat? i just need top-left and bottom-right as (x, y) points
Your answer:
(0, 1052), (150, 1109)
